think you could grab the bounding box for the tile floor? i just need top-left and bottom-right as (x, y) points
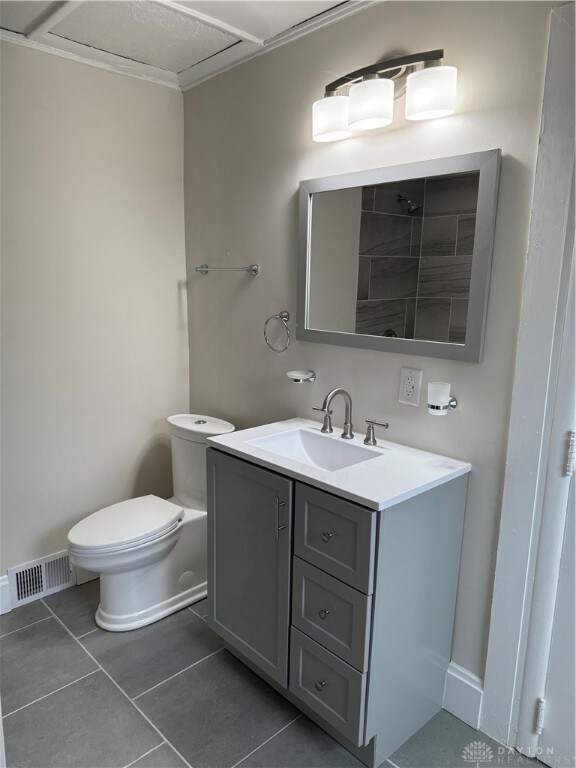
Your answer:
(1, 582), (539, 768)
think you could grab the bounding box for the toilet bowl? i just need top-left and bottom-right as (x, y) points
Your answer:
(67, 414), (234, 631)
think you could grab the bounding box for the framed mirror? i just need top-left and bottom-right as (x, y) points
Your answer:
(296, 150), (501, 362)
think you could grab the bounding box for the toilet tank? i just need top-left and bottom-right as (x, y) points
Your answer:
(167, 415), (235, 510)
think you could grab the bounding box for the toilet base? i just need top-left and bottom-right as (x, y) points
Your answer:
(96, 581), (207, 631)
(93, 505), (208, 632)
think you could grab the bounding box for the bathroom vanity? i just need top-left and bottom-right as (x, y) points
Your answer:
(206, 419), (470, 767)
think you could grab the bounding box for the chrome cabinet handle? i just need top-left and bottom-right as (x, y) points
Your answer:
(321, 531), (334, 543)
(314, 679), (327, 692)
(318, 609), (330, 620)
(276, 499), (287, 537)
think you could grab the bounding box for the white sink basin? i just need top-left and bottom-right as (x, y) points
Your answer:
(247, 428), (379, 472)
(208, 418), (471, 510)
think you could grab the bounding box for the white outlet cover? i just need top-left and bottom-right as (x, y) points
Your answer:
(399, 367), (423, 406)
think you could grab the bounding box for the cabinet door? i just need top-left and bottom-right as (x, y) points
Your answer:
(207, 449), (293, 687)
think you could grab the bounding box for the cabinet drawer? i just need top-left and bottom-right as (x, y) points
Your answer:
(289, 627), (366, 746)
(292, 557), (372, 671)
(294, 484), (376, 593)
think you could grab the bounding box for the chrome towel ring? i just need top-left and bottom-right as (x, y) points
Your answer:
(264, 311), (290, 353)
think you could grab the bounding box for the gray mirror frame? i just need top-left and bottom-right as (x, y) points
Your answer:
(296, 149), (501, 362)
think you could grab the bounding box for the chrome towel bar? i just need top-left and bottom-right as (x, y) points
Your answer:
(195, 264), (259, 276)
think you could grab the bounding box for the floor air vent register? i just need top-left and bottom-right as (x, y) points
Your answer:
(7, 551), (74, 607)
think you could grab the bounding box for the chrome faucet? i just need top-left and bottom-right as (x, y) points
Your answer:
(313, 388), (354, 439)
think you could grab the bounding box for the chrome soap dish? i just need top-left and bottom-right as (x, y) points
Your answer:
(287, 370), (316, 383)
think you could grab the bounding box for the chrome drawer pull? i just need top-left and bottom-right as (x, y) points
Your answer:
(321, 531), (334, 543)
(314, 679), (327, 692)
(318, 609), (330, 620)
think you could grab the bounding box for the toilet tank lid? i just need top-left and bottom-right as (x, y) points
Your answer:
(167, 414), (235, 441)
(67, 495), (183, 552)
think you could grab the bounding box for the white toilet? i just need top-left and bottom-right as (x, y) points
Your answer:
(67, 414), (234, 631)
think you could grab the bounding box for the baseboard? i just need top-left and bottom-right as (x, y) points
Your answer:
(443, 661), (484, 730)
(75, 566), (98, 585)
(0, 575), (12, 614)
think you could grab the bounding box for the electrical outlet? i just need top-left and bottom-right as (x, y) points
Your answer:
(399, 367), (422, 406)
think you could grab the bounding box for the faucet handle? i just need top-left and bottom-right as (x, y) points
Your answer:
(364, 419), (389, 446)
(313, 406), (333, 434)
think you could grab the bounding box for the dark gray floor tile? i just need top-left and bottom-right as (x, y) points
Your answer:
(190, 597), (208, 620)
(43, 579), (100, 636)
(138, 649), (298, 768)
(0, 617), (98, 714)
(390, 710), (539, 768)
(82, 607), (222, 698)
(0, 600), (50, 636)
(237, 715), (365, 768)
(3, 671), (161, 768)
(130, 743), (188, 768)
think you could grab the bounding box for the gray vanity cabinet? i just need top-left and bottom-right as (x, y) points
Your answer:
(206, 450), (292, 687)
(207, 447), (468, 768)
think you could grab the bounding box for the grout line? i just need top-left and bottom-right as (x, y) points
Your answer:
(188, 605), (208, 622)
(122, 742), (166, 768)
(41, 600), (193, 768)
(76, 628), (99, 639)
(387, 758), (402, 768)
(2, 670), (99, 718)
(0, 615), (52, 638)
(229, 714), (303, 768)
(133, 647), (224, 701)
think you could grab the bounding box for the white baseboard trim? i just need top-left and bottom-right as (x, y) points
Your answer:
(443, 661), (484, 730)
(0, 576), (12, 615)
(74, 566), (98, 586)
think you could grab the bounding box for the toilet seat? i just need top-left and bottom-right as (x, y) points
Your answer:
(67, 495), (183, 555)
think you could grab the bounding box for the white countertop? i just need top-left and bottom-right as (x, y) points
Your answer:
(208, 418), (471, 511)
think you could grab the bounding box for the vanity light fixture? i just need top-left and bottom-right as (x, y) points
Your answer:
(348, 75), (394, 130)
(312, 49), (457, 142)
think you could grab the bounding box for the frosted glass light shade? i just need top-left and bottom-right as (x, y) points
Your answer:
(348, 78), (394, 130)
(405, 66), (457, 121)
(312, 95), (352, 142)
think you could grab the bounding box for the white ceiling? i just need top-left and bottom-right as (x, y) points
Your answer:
(0, 0), (374, 90)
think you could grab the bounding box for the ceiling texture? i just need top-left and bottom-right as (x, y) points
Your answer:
(0, 0), (373, 90)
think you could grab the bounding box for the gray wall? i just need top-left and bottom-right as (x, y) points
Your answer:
(309, 188), (361, 333)
(1, 43), (189, 572)
(183, 2), (551, 678)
